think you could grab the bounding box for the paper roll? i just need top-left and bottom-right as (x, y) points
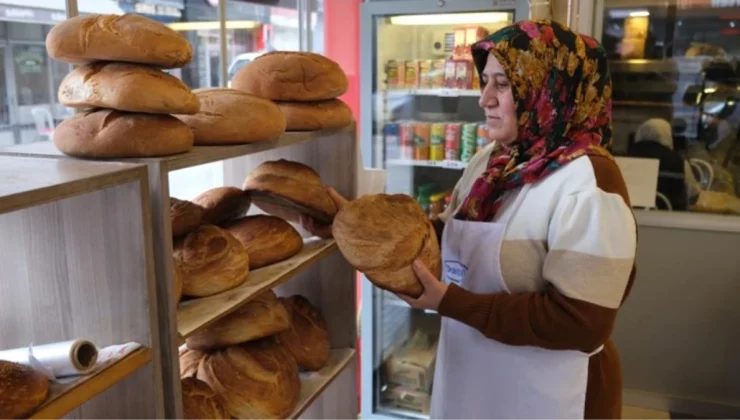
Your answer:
(0, 339), (98, 378)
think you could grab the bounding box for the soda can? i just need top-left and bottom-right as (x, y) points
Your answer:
(444, 123), (462, 161)
(476, 123), (489, 153)
(384, 122), (400, 160)
(413, 122), (431, 160)
(430, 123), (445, 161)
(461, 123), (478, 163)
(399, 122), (415, 160)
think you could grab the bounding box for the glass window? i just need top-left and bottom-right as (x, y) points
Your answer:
(599, 0), (740, 215)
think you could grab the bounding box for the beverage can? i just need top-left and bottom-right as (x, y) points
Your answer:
(384, 122), (400, 159)
(413, 122), (431, 160)
(444, 123), (462, 161)
(461, 123), (478, 162)
(430, 123), (445, 161)
(399, 121), (415, 160)
(476, 123), (489, 153)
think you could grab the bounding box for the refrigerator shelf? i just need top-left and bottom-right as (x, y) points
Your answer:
(381, 88), (480, 98)
(386, 159), (467, 170)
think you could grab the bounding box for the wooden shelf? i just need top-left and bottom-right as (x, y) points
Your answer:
(289, 348), (356, 419)
(0, 156), (144, 215)
(29, 347), (151, 419)
(0, 126), (355, 173)
(177, 238), (338, 339)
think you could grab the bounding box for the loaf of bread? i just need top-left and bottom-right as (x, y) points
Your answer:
(53, 109), (194, 158)
(186, 290), (290, 351)
(174, 259), (184, 303)
(222, 215), (303, 269)
(279, 99), (353, 131)
(332, 194), (441, 298)
(181, 377), (230, 420)
(179, 347), (205, 378)
(242, 159), (337, 224)
(46, 14), (192, 68)
(171, 198), (204, 238)
(175, 88), (286, 144)
(231, 51), (348, 101)
(276, 295), (330, 371)
(0, 360), (50, 419)
(198, 339), (300, 419)
(173, 225), (250, 297)
(192, 187), (251, 226)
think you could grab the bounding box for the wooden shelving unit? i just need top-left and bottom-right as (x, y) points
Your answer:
(0, 156), (163, 418)
(1, 125), (358, 419)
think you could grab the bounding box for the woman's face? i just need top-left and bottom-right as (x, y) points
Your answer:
(479, 54), (518, 146)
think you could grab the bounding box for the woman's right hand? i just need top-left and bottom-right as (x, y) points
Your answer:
(299, 187), (348, 238)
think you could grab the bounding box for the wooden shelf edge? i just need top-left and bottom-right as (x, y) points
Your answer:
(29, 347), (152, 419)
(177, 238), (338, 339)
(289, 348), (356, 420)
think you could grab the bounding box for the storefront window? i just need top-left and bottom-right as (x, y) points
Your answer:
(599, 0), (740, 216)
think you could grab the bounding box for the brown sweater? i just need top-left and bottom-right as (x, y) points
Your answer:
(435, 154), (637, 419)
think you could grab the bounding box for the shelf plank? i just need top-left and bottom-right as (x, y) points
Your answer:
(0, 156), (144, 215)
(0, 126), (355, 173)
(289, 348), (356, 419)
(177, 238), (337, 338)
(29, 347), (151, 419)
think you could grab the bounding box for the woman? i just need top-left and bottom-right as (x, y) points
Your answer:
(629, 117), (701, 210)
(303, 20), (636, 419)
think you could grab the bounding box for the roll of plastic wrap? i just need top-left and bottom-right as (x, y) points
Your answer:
(0, 339), (98, 379)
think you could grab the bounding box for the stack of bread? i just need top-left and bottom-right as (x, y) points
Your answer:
(46, 14), (197, 158)
(170, 177), (315, 300)
(232, 52), (353, 131)
(180, 290), (331, 419)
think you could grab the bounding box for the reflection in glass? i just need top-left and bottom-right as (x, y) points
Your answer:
(601, 1), (740, 215)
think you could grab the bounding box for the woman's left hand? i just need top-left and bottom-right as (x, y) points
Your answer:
(395, 260), (449, 311)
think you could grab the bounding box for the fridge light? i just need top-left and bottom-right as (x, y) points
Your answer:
(628, 10), (650, 17)
(388, 12), (511, 26)
(168, 20), (260, 31)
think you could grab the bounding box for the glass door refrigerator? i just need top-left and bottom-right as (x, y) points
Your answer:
(359, 1), (528, 419)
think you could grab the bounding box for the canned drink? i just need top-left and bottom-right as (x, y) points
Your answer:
(430, 123), (445, 161)
(445, 123), (462, 161)
(413, 123), (431, 160)
(461, 123), (478, 162)
(476, 123), (489, 153)
(384, 123), (400, 160)
(399, 122), (415, 160)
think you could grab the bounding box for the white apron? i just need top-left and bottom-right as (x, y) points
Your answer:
(429, 185), (602, 419)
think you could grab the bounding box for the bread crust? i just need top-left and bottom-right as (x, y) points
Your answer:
(192, 187), (251, 226)
(0, 360), (50, 419)
(275, 295), (330, 371)
(278, 99), (353, 131)
(59, 62), (199, 114)
(222, 215), (303, 269)
(175, 88), (286, 144)
(231, 51), (348, 101)
(181, 378), (230, 420)
(46, 14), (192, 68)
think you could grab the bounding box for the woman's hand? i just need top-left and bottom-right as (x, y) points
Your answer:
(299, 187), (349, 238)
(396, 260), (449, 311)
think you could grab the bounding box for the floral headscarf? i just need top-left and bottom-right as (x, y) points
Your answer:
(455, 20), (614, 221)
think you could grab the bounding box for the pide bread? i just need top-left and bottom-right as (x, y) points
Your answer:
(198, 339), (300, 419)
(278, 99), (353, 131)
(231, 51), (348, 101)
(192, 187), (251, 226)
(173, 225), (250, 297)
(59, 62), (199, 115)
(175, 88), (286, 145)
(332, 194), (442, 298)
(53, 109), (194, 158)
(222, 215), (303, 269)
(46, 14), (192, 68)
(275, 295), (330, 371)
(242, 159), (337, 224)
(185, 290), (290, 351)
